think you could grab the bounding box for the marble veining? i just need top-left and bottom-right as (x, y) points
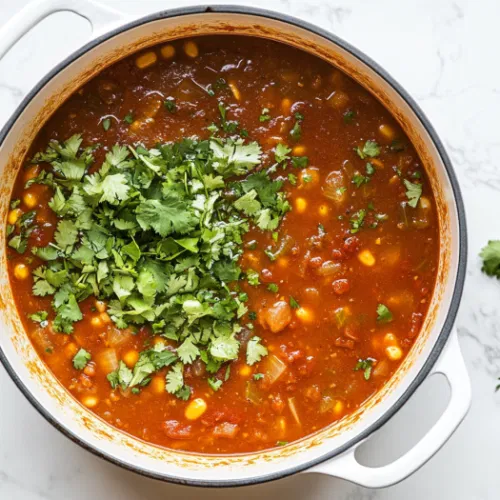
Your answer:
(1, 0), (500, 498)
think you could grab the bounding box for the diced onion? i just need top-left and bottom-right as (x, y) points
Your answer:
(322, 171), (346, 203)
(245, 381), (263, 405)
(96, 348), (118, 373)
(260, 354), (287, 385)
(213, 422), (239, 439)
(319, 395), (336, 414)
(288, 397), (301, 426)
(316, 260), (343, 277)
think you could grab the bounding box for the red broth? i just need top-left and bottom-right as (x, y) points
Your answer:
(6, 36), (438, 453)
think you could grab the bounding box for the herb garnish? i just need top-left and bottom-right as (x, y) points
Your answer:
(354, 358), (374, 380)
(376, 304), (393, 323)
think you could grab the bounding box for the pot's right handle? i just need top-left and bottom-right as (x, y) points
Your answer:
(309, 331), (471, 488)
(0, 0), (126, 61)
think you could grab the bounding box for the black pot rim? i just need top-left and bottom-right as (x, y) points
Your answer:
(0, 4), (467, 489)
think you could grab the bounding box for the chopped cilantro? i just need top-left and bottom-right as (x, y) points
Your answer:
(123, 113), (134, 124)
(253, 373), (264, 380)
(28, 310), (49, 326)
(352, 173), (368, 188)
(403, 179), (422, 208)
(164, 98), (177, 113)
(102, 118), (111, 131)
(356, 140), (380, 159)
(290, 121), (302, 141)
(343, 109), (356, 123)
(267, 283), (279, 293)
(277, 441), (288, 446)
(21, 130), (289, 399)
(350, 209), (366, 234)
(73, 348), (91, 370)
(246, 336), (268, 365)
(275, 143), (291, 164)
(291, 156), (309, 168)
(390, 139), (405, 152)
(354, 358), (374, 380)
(376, 304), (393, 323)
(208, 377), (223, 391)
(288, 173), (297, 185)
(480, 241), (500, 278)
(289, 296), (300, 309)
(249, 311), (257, 321)
(259, 108), (271, 122)
(366, 163), (375, 176)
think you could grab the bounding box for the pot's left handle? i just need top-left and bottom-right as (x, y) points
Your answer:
(307, 331), (471, 488)
(0, 0), (126, 61)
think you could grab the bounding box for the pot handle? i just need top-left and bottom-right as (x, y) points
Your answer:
(0, 0), (125, 61)
(308, 331), (470, 488)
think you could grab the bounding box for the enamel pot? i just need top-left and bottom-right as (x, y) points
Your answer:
(0, 0), (469, 488)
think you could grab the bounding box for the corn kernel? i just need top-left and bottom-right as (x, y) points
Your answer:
(151, 376), (166, 394)
(185, 398), (207, 420)
(333, 400), (344, 416)
(281, 98), (292, 115)
(295, 307), (314, 324)
(100, 312), (111, 324)
(14, 263), (29, 280)
(383, 333), (398, 346)
(95, 300), (107, 313)
(239, 365), (251, 377)
(8, 208), (22, 225)
(90, 316), (102, 327)
(228, 81), (241, 101)
(123, 350), (139, 368)
(184, 40), (199, 58)
(277, 257), (289, 268)
(22, 192), (38, 209)
(82, 395), (99, 408)
(375, 238), (382, 245)
(160, 44), (176, 59)
(379, 124), (395, 141)
(295, 197), (307, 213)
(65, 342), (79, 358)
(386, 345), (403, 361)
(300, 168), (320, 188)
(292, 145), (306, 156)
(358, 249), (376, 267)
(135, 51), (157, 69)
(318, 204), (329, 217)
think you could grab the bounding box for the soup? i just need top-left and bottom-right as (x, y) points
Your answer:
(5, 36), (439, 454)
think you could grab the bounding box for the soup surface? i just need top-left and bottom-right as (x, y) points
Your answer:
(6, 36), (439, 454)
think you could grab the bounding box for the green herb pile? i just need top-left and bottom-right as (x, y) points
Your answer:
(10, 134), (291, 398)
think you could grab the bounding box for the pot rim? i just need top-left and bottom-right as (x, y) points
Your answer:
(0, 4), (467, 488)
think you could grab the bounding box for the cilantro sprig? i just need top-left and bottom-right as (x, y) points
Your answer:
(20, 132), (290, 398)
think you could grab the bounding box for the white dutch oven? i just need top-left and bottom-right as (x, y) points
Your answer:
(0, 0), (469, 488)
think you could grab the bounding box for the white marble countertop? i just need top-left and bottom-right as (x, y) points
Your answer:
(0, 0), (498, 498)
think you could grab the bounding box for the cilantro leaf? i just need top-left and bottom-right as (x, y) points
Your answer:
(403, 179), (423, 208)
(246, 336), (268, 365)
(480, 241), (500, 278)
(354, 358), (374, 380)
(73, 348), (91, 370)
(376, 303), (393, 323)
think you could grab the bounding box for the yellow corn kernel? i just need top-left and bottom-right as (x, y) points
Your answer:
(295, 307), (315, 324)
(281, 98), (292, 115)
(358, 249), (376, 267)
(300, 168), (320, 188)
(292, 145), (306, 156)
(95, 300), (107, 313)
(160, 44), (176, 59)
(386, 345), (403, 361)
(90, 316), (102, 327)
(22, 192), (38, 209)
(14, 263), (29, 280)
(383, 333), (398, 346)
(277, 416), (287, 433)
(184, 40), (199, 58)
(333, 400), (344, 416)
(295, 197), (307, 213)
(379, 124), (395, 141)
(151, 376), (166, 394)
(100, 312), (111, 324)
(123, 350), (139, 368)
(65, 342), (79, 358)
(228, 81), (241, 101)
(82, 395), (99, 408)
(185, 398), (207, 420)
(135, 51), (157, 69)
(8, 208), (22, 225)
(375, 238), (382, 245)
(277, 257), (289, 268)
(239, 365), (251, 377)
(318, 204), (329, 217)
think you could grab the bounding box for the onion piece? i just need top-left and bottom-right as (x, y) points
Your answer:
(260, 354), (287, 385)
(288, 397), (301, 426)
(319, 395), (336, 414)
(245, 381), (263, 405)
(96, 348), (118, 373)
(316, 260), (343, 277)
(107, 327), (132, 347)
(213, 422), (239, 439)
(322, 171), (346, 203)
